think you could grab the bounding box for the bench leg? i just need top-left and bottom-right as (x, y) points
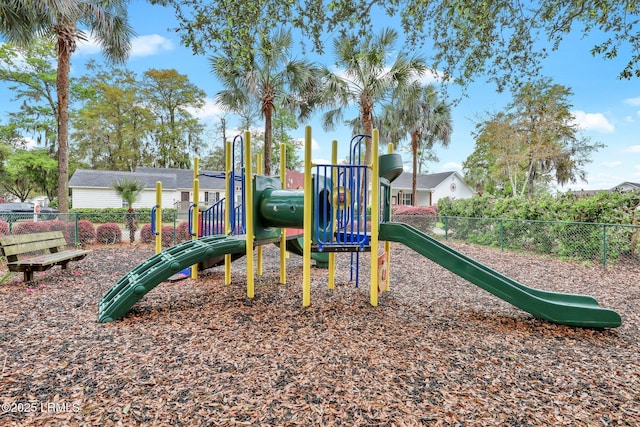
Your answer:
(23, 271), (34, 283)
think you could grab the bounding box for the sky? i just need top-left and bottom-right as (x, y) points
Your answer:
(1, 1), (639, 192)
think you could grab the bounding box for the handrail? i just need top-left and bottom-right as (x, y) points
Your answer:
(150, 205), (160, 236)
(187, 203), (197, 236)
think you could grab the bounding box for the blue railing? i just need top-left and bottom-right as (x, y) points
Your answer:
(313, 163), (369, 251)
(200, 198), (225, 236)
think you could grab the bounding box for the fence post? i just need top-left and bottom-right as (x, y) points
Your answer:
(173, 211), (177, 246)
(500, 218), (504, 251)
(444, 216), (449, 240)
(75, 212), (79, 247)
(602, 224), (607, 268)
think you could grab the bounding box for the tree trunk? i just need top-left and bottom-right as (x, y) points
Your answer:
(262, 89), (275, 176)
(264, 105), (272, 176)
(361, 95), (373, 166)
(360, 97), (374, 225)
(56, 39), (71, 213)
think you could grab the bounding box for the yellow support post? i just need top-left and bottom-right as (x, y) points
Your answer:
(244, 131), (255, 299)
(280, 143), (287, 285)
(224, 140), (232, 285)
(384, 143), (393, 292)
(370, 129), (380, 306)
(155, 181), (162, 255)
(191, 157), (199, 279)
(328, 140), (338, 290)
(191, 177), (199, 280)
(256, 153), (263, 277)
(302, 126), (312, 306)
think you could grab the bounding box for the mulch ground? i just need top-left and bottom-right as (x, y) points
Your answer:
(0, 239), (639, 426)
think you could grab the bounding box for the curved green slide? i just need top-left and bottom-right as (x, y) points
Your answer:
(98, 235), (246, 323)
(379, 222), (621, 328)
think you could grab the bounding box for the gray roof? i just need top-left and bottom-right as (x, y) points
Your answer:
(69, 167), (226, 191)
(392, 171), (458, 190)
(611, 182), (640, 190)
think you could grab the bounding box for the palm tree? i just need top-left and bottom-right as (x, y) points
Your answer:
(211, 28), (322, 176)
(112, 178), (145, 208)
(385, 82), (452, 205)
(112, 178), (145, 243)
(0, 0), (134, 213)
(321, 28), (427, 167)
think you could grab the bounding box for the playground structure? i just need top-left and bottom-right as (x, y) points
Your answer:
(98, 127), (622, 328)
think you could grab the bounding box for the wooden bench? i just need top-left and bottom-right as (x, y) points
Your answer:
(0, 231), (90, 282)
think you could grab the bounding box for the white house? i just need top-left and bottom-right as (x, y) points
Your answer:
(69, 167), (474, 210)
(69, 167), (227, 210)
(390, 171), (475, 206)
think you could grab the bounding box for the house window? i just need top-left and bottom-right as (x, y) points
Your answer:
(181, 192), (190, 202)
(121, 199), (128, 208)
(402, 192), (412, 206)
(204, 192), (210, 204)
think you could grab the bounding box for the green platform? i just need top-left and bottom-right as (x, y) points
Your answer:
(379, 222), (621, 328)
(99, 235), (247, 323)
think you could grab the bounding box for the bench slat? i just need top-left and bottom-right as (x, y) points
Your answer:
(1, 238), (67, 257)
(8, 250), (90, 266)
(0, 231), (90, 282)
(0, 231), (63, 246)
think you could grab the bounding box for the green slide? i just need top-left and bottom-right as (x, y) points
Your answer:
(98, 235), (246, 323)
(379, 222), (622, 328)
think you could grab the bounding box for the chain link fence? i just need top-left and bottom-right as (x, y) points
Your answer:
(393, 215), (640, 267)
(4, 212), (639, 267)
(0, 211), (185, 248)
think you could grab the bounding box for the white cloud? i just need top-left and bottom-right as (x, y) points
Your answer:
(19, 137), (37, 150)
(130, 34), (174, 57)
(571, 110), (615, 133)
(626, 145), (640, 153)
(75, 35), (101, 56)
(416, 69), (446, 85)
(602, 161), (622, 168)
(188, 98), (224, 120)
(440, 161), (462, 171)
(75, 33), (174, 57)
(624, 97), (640, 106)
(574, 172), (624, 191)
(625, 115), (635, 123)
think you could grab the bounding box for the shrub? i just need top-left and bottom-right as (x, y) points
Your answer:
(161, 225), (176, 247)
(71, 208), (177, 224)
(392, 205), (438, 233)
(139, 223), (177, 246)
(140, 223), (154, 244)
(12, 221), (50, 235)
(72, 220), (96, 245)
(0, 221), (8, 236)
(96, 222), (122, 244)
(176, 221), (191, 242)
(392, 205), (437, 216)
(46, 220), (73, 244)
